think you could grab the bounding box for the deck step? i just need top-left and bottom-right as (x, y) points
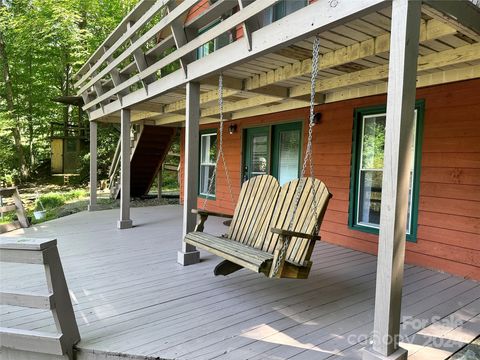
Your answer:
(0, 327), (64, 355)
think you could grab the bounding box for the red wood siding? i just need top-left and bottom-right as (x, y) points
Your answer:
(179, 79), (480, 280)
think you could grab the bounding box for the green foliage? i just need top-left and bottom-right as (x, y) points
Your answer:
(37, 193), (65, 210)
(0, 0), (139, 184)
(361, 117), (386, 170)
(35, 188), (88, 211)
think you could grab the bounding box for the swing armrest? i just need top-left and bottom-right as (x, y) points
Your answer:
(192, 209), (233, 232)
(191, 209), (233, 219)
(270, 228), (321, 241)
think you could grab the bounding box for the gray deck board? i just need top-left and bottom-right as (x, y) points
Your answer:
(1, 205), (478, 360)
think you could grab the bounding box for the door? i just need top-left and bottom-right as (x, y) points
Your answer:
(272, 122), (302, 185)
(243, 127), (270, 181)
(51, 138), (63, 174)
(63, 138), (80, 174)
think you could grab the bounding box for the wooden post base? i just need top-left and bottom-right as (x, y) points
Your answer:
(177, 250), (200, 266)
(117, 219), (133, 229)
(87, 205), (100, 212)
(363, 347), (407, 360)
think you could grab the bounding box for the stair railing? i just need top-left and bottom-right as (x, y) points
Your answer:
(108, 124), (144, 198)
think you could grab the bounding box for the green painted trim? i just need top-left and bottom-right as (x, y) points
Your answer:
(271, 122), (303, 182)
(348, 100), (425, 243)
(198, 128), (218, 200)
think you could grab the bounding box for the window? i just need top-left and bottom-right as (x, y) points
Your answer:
(199, 131), (217, 197)
(263, 0), (307, 26)
(243, 122), (302, 186)
(349, 101), (424, 241)
(196, 20), (232, 59)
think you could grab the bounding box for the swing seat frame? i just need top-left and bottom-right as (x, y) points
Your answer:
(184, 175), (331, 279)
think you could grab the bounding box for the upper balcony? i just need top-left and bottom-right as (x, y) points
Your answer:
(75, 0), (480, 125)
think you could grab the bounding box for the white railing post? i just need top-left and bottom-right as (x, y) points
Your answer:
(88, 120), (98, 211)
(178, 81), (200, 265)
(118, 108), (133, 229)
(363, 1), (421, 359)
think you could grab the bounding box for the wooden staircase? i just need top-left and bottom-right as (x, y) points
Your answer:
(109, 124), (176, 199)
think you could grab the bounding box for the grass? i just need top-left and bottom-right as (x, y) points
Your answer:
(31, 189), (89, 224)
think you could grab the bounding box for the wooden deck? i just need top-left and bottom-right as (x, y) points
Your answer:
(1, 205), (479, 360)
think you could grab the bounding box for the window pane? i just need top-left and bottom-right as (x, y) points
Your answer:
(358, 170), (383, 227)
(356, 111), (418, 235)
(361, 115), (386, 170)
(200, 165), (215, 195)
(201, 134), (217, 164)
(251, 135), (268, 176)
(278, 129), (300, 185)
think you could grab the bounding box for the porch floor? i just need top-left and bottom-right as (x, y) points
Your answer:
(1, 205), (479, 360)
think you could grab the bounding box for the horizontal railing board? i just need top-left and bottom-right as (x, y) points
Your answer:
(0, 327), (64, 355)
(0, 204), (17, 213)
(0, 248), (48, 264)
(0, 291), (54, 310)
(0, 238), (57, 251)
(0, 187), (17, 197)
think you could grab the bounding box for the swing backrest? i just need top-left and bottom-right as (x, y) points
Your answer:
(227, 175), (280, 247)
(259, 178), (332, 265)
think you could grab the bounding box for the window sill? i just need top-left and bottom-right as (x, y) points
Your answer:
(348, 224), (417, 243)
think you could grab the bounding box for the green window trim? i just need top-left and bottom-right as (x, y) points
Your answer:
(198, 129), (218, 199)
(348, 100), (425, 242)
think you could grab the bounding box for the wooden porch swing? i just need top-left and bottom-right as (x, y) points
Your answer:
(184, 36), (332, 279)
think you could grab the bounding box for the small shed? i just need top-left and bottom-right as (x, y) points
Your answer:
(51, 96), (89, 175)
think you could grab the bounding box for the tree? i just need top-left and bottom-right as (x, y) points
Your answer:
(0, 0), (139, 183)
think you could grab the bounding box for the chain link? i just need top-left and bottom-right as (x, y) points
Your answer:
(202, 74), (235, 210)
(272, 35), (321, 277)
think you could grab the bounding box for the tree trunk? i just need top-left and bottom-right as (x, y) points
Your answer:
(0, 1), (28, 180)
(28, 51), (35, 171)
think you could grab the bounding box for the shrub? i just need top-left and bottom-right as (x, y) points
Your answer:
(36, 194), (65, 210)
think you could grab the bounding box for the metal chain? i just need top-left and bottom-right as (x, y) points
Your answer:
(272, 35), (321, 277)
(202, 74), (235, 210)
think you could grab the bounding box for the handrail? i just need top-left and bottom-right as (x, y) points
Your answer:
(109, 140), (121, 179)
(108, 124), (143, 194)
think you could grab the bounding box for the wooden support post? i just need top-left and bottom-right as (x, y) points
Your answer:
(363, 1), (421, 360)
(178, 81), (200, 265)
(117, 109), (133, 229)
(43, 246), (81, 358)
(88, 121), (98, 211)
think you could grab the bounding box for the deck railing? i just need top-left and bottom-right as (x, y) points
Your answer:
(75, 0), (397, 121)
(0, 238), (80, 360)
(75, 0), (280, 112)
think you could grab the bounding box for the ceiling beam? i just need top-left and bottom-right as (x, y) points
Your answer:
(325, 63), (480, 104)
(289, 42), (480, 99)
